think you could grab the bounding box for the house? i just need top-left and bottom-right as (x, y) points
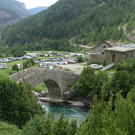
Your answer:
(104, 47), (135, 64)
(92, 41), (118, 54)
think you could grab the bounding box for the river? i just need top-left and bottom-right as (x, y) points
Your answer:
(41, 102), (90, 124)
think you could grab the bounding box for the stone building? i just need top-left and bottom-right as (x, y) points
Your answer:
(92, 40), (118, 54)
(90, 53), (104, 62)
(104, 47), (135, 64)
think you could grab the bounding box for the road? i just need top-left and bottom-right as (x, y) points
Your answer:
(56, 63), (86, 74)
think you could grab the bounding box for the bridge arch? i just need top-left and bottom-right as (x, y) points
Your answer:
(10, 68), (79, 99)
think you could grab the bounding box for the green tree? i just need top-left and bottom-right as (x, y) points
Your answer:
(0, 75), (45, 127)
(110, 71), (131, 97)
(78, 67), (108, 95)
(75, 89), (135, 135)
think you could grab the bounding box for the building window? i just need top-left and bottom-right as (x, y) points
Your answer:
(119, 57), (121, 62)
(103, 46), (105, 48)
(107, 55), (109, 59)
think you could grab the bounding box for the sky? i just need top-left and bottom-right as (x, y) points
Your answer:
(17, 0), (59, 9)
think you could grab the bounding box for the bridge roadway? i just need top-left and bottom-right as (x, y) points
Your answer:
(10, 68), (79, 99)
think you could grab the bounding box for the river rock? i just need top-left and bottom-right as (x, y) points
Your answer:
(33, 91), (42, 97)
(67, 100), (74, 104)
(41, 91), (49, 97)
(71, 101), (84, 107)
(63, 91), (71, 100)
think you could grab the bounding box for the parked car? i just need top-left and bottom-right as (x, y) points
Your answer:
(57, 61), (67, 65)
(0, 64), (8, 69)
(35, 59), (41, 63)
(84, 58), (90, 61)
(47, 58), (54, 61)
(89, 64), (103, 70)
(73, 59), (78, 63)
(70, 59), (76, 64)
(67, 60), (71, 64)
(45, 54), (49, 57)
(40, 54), (44, 57)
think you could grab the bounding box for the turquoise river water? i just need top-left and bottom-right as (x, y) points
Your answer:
(41, 102), (90, 124)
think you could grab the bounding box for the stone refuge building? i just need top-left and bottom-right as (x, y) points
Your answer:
(104, 46), (135, 64)
(92, 40), (119, 54)
(90, 40), (120, 62)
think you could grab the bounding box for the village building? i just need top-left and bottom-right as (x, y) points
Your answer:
(92, 40), (118, 54)
(90, 40), (121, 62)
(104, 47), (135, 64)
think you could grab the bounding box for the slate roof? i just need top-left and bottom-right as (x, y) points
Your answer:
(92, 41), (118, 49)
(104, 47), (135, 52)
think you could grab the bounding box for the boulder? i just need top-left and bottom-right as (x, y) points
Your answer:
(33, 91), (42, 97)
(67, 100), (74, 104)
(71, 101), (84, 107)
(41, 91), (49, 97)
(63, 91), (71, 100)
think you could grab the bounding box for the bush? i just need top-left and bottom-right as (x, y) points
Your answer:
(22, 109), (78, 135)
(70, 81), (81, 94)
(22, 114), (54, 135)
(0, 75), (45, 127)
(23, 58), (35, 69)
(101, 59), (106, 66)
(115, 60), (129, 71)
(77, 56), (84, 62)
(12, 64), (19, 71)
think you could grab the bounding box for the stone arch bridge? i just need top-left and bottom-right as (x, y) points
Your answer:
(10, 68), (79, 99)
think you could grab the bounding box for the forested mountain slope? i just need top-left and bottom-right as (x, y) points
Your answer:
(1, 0), (135, 47)
(0, 0), (31, 34)
(0, 7), (22, 35)
(0, 0), (30, 18)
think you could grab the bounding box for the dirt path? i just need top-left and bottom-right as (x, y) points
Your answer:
(57, 63), (86, 74)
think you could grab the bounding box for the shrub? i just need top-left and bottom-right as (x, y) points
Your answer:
(115, 60), (129, 71)
(12, 64), (19, 71)
(102, 59), (106, 66)
(22, 114), (54, 135)
(0, 75), (45, 127)
(77, 56), (84, 62)
(70, 81), (81, 94)
(23, 58), (35, 69)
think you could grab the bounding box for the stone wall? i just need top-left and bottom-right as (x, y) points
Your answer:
(105, 50), (135, 64)
(92, 42), (111, 54)
(90, 53), (104, 62)
(10, 68), (79, 99)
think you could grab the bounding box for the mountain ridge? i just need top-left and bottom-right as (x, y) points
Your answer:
(0, 0), (31, 34)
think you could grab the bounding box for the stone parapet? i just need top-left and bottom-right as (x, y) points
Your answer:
(10, 68), (79, 99)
